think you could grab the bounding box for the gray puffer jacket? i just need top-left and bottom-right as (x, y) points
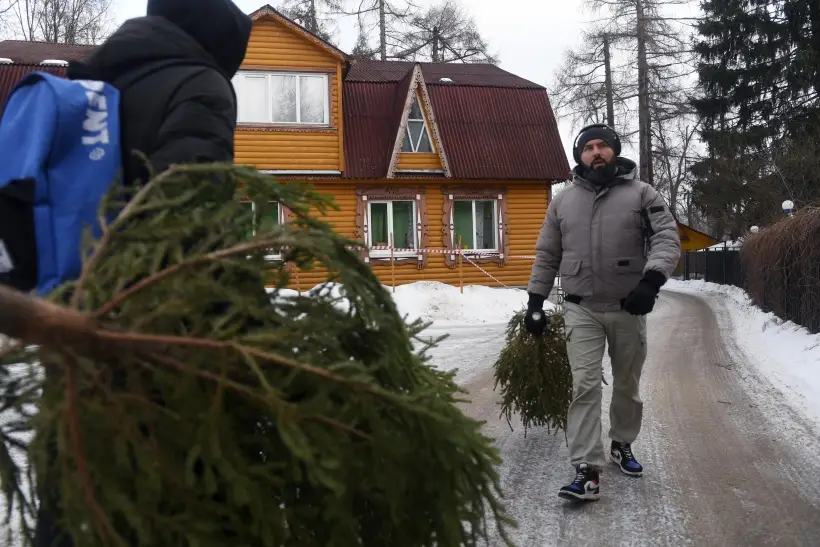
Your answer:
(528, 158), (681, 312)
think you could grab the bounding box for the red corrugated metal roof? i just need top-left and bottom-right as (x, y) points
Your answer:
(426, 85), (569, 180)
(0, 40), (94, 64)
(0, 42), (569, 181)
(0, 63), (66, 107)
(343, 82), (400, 178)
(386, 70), (413, 154)
(346, 59), (542, 89)
(343, 62), (569, 180)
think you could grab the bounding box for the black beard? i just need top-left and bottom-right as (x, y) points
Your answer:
(585, 161), (617, 186)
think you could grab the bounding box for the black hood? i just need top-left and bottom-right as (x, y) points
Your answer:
(72, 2), (250, 83)
(147, 0), (251, 77)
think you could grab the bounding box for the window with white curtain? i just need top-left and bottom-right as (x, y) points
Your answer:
(232, 71), (329, 125)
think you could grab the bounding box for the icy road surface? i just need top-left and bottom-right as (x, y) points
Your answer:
(423, 289), (820, 546)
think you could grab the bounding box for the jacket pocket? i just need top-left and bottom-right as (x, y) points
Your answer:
(607, 256), (645, 297)
(560, 258), (582, 276)
(559, 258), (589, 297)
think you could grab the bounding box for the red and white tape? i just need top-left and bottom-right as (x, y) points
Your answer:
(363, 245), (536, 260)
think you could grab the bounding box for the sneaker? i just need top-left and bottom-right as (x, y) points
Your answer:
(558, 463), (600, 501)
(610, 441), (643, 477)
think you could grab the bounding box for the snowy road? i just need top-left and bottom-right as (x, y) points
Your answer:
(427, 289), (820, 546)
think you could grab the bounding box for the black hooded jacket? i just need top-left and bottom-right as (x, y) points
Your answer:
(67, 0), (252, 186)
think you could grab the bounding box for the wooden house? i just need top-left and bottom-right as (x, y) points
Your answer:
(0, 4), (572, 289)
(235, 5), (570, 288)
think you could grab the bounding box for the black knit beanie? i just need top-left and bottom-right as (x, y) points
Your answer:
(573, 125), (621, 164)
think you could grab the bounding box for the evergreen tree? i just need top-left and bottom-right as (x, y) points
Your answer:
(0, 165), (515, 546)
(691, 0), (820, 235)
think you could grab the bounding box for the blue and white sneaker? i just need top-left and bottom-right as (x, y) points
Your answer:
(610, 441), (643, 477)
(558, 463), (600, 501)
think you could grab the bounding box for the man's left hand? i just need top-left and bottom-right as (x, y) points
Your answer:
(622, 270), (666, 316)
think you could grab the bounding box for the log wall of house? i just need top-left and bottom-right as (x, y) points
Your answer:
(234, 18), (344, 172)
(282, 179), (550, 290)
(395, 153), (443, 171)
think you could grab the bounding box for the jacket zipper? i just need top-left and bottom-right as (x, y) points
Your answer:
(592, 187), (609, 301)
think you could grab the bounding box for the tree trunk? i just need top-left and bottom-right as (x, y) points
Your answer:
(686, 193), (694, 226)
(379, 0), (387, 61)
(602, 34), (615, 128)
(432, 26), (439, 62)
(308, 0), (317, 33)
(636, 0), (653, 185)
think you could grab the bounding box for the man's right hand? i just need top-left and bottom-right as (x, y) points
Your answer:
(524, 292), (548, 335)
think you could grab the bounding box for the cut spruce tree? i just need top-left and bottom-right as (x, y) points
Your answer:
(0, 164), (514, 547)
(493, 307), (573, 437)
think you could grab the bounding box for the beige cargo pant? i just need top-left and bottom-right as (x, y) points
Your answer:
(563, 301), (647, 471)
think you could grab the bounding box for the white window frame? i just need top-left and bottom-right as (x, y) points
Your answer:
(233, 70), (330, 126)
(402, 95), (433, 153)
(243, 201), (285, 261)
(451, 199), (500, 253)
(366, 200), (418, 258)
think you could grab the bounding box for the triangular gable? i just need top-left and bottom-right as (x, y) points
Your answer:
(677, 220), (718, 252)
(386, 64), (451, 178)
(250, 4), (348, 62)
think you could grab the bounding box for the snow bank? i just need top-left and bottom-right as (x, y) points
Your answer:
(667, 279), (820, 427)
(271, 281), (540, 326)
(391, 282), (532, 325)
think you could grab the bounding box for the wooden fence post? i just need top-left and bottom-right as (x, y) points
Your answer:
(390, 233), (395, 293)
(292, 263), (301, 295)
(457, 235), (463, 294)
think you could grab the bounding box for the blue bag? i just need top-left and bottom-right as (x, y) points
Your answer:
(0, 71), (122, 295)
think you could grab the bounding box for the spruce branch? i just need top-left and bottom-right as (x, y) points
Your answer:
(0, 165), (514, 546)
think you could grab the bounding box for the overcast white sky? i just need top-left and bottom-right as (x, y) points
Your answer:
(114, 0), (634, 166)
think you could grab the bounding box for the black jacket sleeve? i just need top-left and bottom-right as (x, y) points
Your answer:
(148, 69), (237, 174)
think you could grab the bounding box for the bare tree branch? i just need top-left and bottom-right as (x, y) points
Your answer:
(1, 0), (113, 43)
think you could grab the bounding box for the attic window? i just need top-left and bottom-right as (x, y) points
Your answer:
(232, 70), (329, 126)
(401, 95), (433, 153)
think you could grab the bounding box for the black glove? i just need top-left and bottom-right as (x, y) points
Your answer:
(622, 270), (666, 315)
(524, 292), (548, 335)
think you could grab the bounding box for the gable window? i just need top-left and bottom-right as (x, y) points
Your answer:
(454, 200), (498, 251)
(233, 70), (329, 125)
(367, 200), (417, 254)
(401, 95), (433, 153)
(240, 201), (285, 259)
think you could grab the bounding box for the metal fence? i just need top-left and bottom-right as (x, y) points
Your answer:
(679, 245), (745, 289)
(680, 244), (820, 334)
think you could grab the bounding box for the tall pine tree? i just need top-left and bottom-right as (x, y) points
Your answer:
(692, 0), (820, 236)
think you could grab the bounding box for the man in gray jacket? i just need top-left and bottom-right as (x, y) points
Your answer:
(526, 124), (680, 501)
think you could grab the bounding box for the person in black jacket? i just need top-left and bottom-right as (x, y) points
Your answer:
(67, 0), (251, 186)
(34, 1), (252, 545)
